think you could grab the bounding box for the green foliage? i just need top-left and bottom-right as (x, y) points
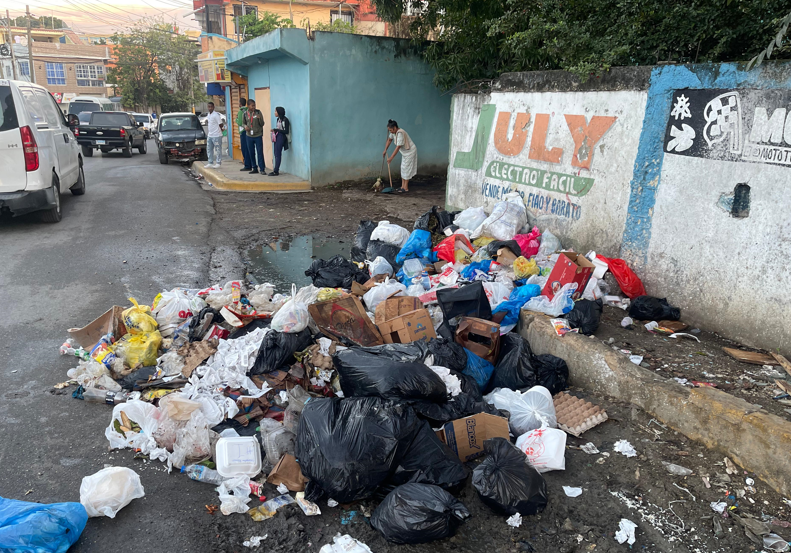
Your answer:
(311, 19), (357, 34)
(7, 15), (65, 29)
(107, 18), (207, 112)
(372, 0), (791, 90)
(748, 10), (791, 69)
(238, 11), (295, 41)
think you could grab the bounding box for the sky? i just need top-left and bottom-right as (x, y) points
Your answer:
(4, 0), (201, 35)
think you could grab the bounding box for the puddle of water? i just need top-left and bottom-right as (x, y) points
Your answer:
(246, 235), (349, 292)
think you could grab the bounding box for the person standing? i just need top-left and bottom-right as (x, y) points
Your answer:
(236, 98), (251, 171)
(244, 99), (266, 175)
(205, 101), (225, 169)
(382, 119), (417, 193)
(269, 106), (290, 176)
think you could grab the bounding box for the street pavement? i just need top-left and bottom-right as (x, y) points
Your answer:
(0, 142), (225, 551)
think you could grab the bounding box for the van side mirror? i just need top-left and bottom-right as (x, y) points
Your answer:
(67, 114), (79, 127)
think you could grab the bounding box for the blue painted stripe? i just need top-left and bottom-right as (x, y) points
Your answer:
(621, 62), (791, 267)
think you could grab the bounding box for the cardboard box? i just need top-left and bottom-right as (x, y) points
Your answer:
(496, 247), (518, 267)
(435, 413), (510, 461)
(541, 251), (594, 301)
(308, 296), (383, 347)
(67, 306), (127, 349)
(375, 296), (423, 325)
(267, 454), (308, 492)
(455, 317), (501, 363)
(377, 309), (437, 344)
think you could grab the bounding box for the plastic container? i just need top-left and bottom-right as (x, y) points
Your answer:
(181, 464), (225, 485)
(260, 418), (296, 462)
(215, 436), (263, 478)
(402, 258), (424, 278)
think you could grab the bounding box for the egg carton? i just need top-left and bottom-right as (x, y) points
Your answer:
(553, 392), (608, 437)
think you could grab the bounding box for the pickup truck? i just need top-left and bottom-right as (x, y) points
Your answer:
(74, 111), (147, 157)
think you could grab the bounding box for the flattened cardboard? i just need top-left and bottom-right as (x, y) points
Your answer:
(267, 454), (308, 492)
(723, 347), (779, 366)
(377, 309), (436, 344)
(455, 317), (500, 363)
(308, 296), (383, 347)
(436, 413), (510, 462)
(375, 296), (423, 324)
(351, 275), (387, 296)
(542, 251), (595, 301)
(178, 338), (219, 378)
(67, 306), (127, 350)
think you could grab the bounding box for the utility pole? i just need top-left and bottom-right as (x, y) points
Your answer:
(204, 0), (210, 35)
(289, 0), (293, 24)
(6, 10), (18, 79)
(26, 5), (35, 83)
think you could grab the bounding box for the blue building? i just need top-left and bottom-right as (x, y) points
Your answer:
(224, 29), (451, 185)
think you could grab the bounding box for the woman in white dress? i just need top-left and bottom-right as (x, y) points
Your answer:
(382, 119), (417, 193)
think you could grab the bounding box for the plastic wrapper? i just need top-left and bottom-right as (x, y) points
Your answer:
(472, 438), (548, 515)
(516, 423), (567, 473)
(168, 410), (211, 470)
(523, 283), (576, 317)
(217, 475), (252, 515)
(68, 359), (119, 389)
(271, 285), (310, 333)
(333, 348), (448, 402)
(596, 255), (647, 299)
(487, 333), (537, 393)
(433, 234), (475, 264)
(305, 256), (369, 289)
(0, 497), (87, 552)
(513, 257), (539, 279)
(79, 467), (145, 518)
(157, 351), (185, 377)
(485, 386), (556, 435)
(295, 397), (420, 503)
(462, 348), (495, 391)
(471, 193), (527, 241)
(565, 299), (603, 335)
(388, 421), (469, 492)
(454, 206), (488, 232)
(251, 328), (313, 375)
(362, 278), (406, 311)
(371, 483), (470, 544)
(396, 230), (432, 264)
(319, 534), (373, 553)
(536, 230), (561, 263)
(514, 227), (541, 258)
(121, 297), (158, 334)
(351, 220), (376, 262)
(367, 256), (394, 278)
(370, 220), (410, 247)
(437, 281), (492, 322)
(628, 295), (681, 321)
(492, 284), (543, 327)
(459, 260), (491, 281)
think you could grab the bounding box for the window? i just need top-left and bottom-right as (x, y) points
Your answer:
(90, 112), (131, 127)
(199, 5), (224, 35)
(76, 64), (105, 87)
(331, 12), (354, 24)
(0, 86), (19, 132)
(19, 88), (46, 125)
(18, 60), (30, 78)
(35, 89), (65, 127)
(133, 115), (150, 124)
(233, 5), (258, 34)
(46, 62), (66, 85)
(160, 115), (200, 131)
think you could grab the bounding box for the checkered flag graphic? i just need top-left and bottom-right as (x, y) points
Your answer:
(703, 92), (742, 153)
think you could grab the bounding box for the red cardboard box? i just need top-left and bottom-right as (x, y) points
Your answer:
(542, 251), (594, 301)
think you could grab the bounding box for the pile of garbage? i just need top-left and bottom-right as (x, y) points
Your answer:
(25, 192), (682, 550)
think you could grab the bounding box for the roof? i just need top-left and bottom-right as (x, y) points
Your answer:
(160, 112), (198, 117)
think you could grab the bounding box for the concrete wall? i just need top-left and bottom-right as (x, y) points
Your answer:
(447, 63), (791, 355)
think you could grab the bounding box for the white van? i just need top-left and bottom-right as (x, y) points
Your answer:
(67, 96), (120, 116)
(132, 112), (154, 139)
(0, 79), (85, 223)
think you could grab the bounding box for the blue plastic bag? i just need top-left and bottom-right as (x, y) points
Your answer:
(396, 230), (432, 264)
(0, 497), (88, 553)
(493, 284), (542, 327)
(462, 348), (495, 391)
(460, 260), (492, 280)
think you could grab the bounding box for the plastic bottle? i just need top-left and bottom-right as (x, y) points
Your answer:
(181, 464), (225, 485)
(59, 340), (91, 361)
(81, 387), (131, 405)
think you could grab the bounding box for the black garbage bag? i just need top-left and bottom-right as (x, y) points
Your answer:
(414, 206), (457, 235)
(118, 366), (158, 391)
(411, 391), (501, 428)
(345, 341), (430, 364)
(389, 420), (469, 492)
(484, 240), (522, 258)
(188, 306), (221, 341)
(533, 353), (569, 395)
(566, 299), (603, 335)
(427, 338), (468, 373)
(295, 397), (420, 503)
(437, 281), (492, 322)
(305, 255), (369, 289)
(487, 333), (537, 393)
(333, 348), (447, 402)
(351, 220), (376, 262)
(472, 437), (548, 516)
(629, 295), (681, 321)
(371, 483), (470, 544)
(250, 328), (313, 375)
(366, 239), (402, 269)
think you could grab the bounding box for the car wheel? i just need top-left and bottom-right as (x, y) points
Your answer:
(70, 161), (86, 196)
(138, 139), (147, 154)
(81, 145), (93, 157)
(158, 150), (168, 165)
(123, 140), (133, 158)
(40, 174), (62, 223)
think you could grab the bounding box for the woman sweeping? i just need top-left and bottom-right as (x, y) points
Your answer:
(382, 119), (417, 193)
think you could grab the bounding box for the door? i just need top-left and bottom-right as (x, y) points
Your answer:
(18, 87), (59, 184)
(254, 87), (273, 171)
(230, 85), (244, 161)
(0, 84), (27, 193)
(36, 89), (78, 184)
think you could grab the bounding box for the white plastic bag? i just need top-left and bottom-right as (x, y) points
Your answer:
(454, 206), (488, 232)
(429, 366), (461, 397)
(217, 475), (252, 515)
(516, 423), (567, 473)
(524, 283), (577, 317)
(362, 278), (406, 311)
(319, 534), (373, 553)
(293, 284), (321, 306)
(271, 284), (310, 333)
(153, 289), (202, 337)
(80, 467), (145, 518)
(471, 193), (527, 241)
(168, 410), (211, 470)
(157, 351), (185, 377)
(485, 386), (557, 435)
(370, 220), (410, 247)
(367, 256), (394, 278)
(106, 400), (166, 461)
(483, 281), (512, 310)
(248, 283), (276, 311)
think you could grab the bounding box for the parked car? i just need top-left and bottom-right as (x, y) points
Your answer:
(74, 111), (147, 157)
(132, 112), (154, 139)
(154, 113), (207, 165)
(0, 79), (85, 223)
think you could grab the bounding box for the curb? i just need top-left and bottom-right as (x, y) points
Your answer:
(195, 163), (311, 192)
(519, 311), (791, 497)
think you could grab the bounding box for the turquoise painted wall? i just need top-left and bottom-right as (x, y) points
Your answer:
(308, 32), (451, 185)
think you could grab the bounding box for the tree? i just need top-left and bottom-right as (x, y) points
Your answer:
(749, 9), (791, 69)
(371, 0), (791, 90)
(237, 11), (295, 41)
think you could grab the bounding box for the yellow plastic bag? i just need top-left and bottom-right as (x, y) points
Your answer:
(115, 331), (162, 368)
(122, 298), (158, 334)
(317, 288), (344, 302)
(472, 236), (495, 249)
(513, 256), (539, 279)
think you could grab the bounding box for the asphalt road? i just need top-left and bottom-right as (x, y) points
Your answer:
(0, 143), (226, 551)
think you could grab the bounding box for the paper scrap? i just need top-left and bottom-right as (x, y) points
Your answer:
(563, 486), (583, 497)
(710, 501), (727, 514)
(629, 355), (643, 365)
(614, 439), (637, 458)
(243, 535), (268, 548)
(327, 498), (339, 508)
(615, 519), (637, 545)
(507, 513), (522, 527)
(551, 318), (578, 337)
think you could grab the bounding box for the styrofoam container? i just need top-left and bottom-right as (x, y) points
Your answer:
(215, 436), (262, 478)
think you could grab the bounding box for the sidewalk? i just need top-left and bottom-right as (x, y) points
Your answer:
(195, 159), (311, 192)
